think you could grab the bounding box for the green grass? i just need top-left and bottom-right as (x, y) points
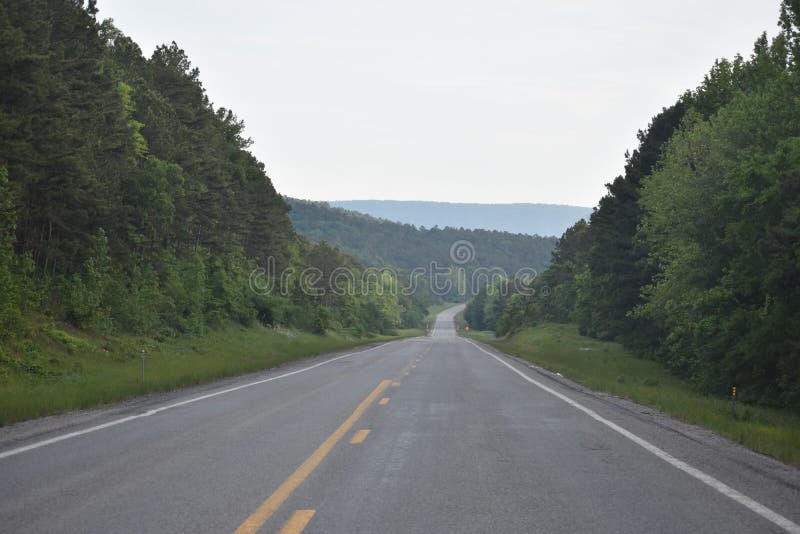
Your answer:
(466, 322), (800, 465)
(0, 322), (423, 426)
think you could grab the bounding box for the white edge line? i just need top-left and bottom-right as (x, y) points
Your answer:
(461, 337), (800, 534)
(0, 340), (403, 460)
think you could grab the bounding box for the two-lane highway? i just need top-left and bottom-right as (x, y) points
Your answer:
(1, 306), (799, 533)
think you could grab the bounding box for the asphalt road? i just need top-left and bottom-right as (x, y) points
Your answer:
(1, 305), (799, 533)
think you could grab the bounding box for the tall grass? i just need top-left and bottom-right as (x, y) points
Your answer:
(0, 324), (422, 426)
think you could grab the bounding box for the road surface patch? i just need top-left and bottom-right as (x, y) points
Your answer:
(0, 342), (398, 461)
(462, 337), (800, 534)
(234, 379), (390, 534)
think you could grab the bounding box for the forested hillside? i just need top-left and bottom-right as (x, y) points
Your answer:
(288, 198), (557, 274)
(328, 200), (592, 237)
(0, 0), (428, 371)
(466, 0), (800, 411)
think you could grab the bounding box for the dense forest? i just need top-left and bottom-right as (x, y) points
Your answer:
(328, 200), (592, 237)
(0, 0), (429, 373)
(466, 0), (800, 411)
(288, 198), (557, 274)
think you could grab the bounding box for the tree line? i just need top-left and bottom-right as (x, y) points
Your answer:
(0, 0), (428, 369)
(467, 1), (800, 411)
(287, 198), (556, 271)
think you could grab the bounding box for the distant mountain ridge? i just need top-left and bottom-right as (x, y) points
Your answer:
(328, 200), (592, 237)
(286, 198), (557, 275)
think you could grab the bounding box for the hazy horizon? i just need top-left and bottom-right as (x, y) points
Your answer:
(294, 197), (595, 209)
(323, 199), (593, 236)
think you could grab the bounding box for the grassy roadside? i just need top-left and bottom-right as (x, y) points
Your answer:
(460, 320), (800, 465)
(0, 322), (422, 426)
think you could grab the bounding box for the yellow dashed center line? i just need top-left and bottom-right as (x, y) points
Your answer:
(349, 429), (370, 444)
(378, 397), (390, 405)
(234, 379), (390, 534)
(278, 510), (315, 534)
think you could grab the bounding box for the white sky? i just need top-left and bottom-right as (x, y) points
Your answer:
(98, 1), (781, 207)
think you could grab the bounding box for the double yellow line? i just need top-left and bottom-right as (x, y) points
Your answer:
(234, 379), (392, 534)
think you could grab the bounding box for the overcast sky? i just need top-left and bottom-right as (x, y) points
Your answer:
(99, 1), (781, 207)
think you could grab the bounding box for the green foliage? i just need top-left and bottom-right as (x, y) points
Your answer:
(283, 239), (410, 335)
(0, 167), (25, 337)
(117, 81), (148, 157)
(204, 252), (254, 327)
(495, 293), (537, 337)
(535, 219), (592, 323)
(574, 103), (685, 342)
(464, 277), (537, 336)
(286, 197), (557, 276)
(464, 285), (487, 330)
(108, 265), (163, 335)
(62, 228), (113, 331)
(0, 0), (431, 378)
(637, 69), (800, 407)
